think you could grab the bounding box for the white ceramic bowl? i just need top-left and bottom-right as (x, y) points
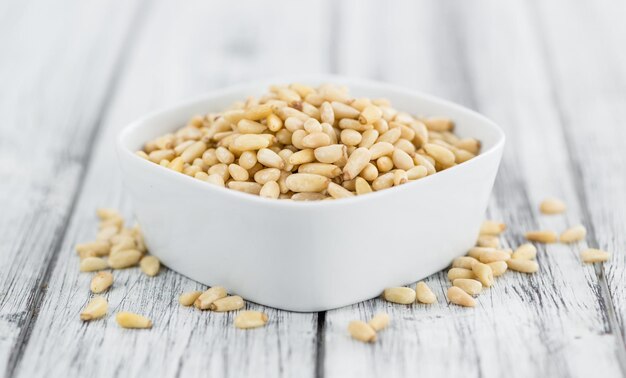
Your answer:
(117, 76), (505, 312)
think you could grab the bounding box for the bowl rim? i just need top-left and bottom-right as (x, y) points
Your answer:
(117, 74), (505, 209)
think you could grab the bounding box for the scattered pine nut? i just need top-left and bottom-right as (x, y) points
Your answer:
(453, 278), (483, 296)
(382, 287), (416, 304)
(512, 243), (537, 260)
(452, 256), (479, 270)
(348, 320), (377, 343)
(479, 220), (506, 235)
(139, 255), (160, 276)
(116, 312), (153, 329)
(478, 249), (511, 264)
(179, 291), (203, 306)
(194, 286), (227, 310)
(108, 249), (142, 269)
(75, 241), (110, 257)
(415, 281), (437, 304)
(80, 296), (108, 321)
(525, 230), (557, 243)
(476, 235), (500, 248)
(507, 259), (539, 273)
(80, 257), (109, 272)
(368, 313), (390, 331)
(448, 268), (475, 281)
(90, 271), (113, 293)
(209, 295), (245, 312)
(472, 262), (494, 287)
(560, 225), (587, 243)
(487, 261), (508, 276)
(467, 247), (495, 260)
(580, 248), (610, 263)
(540, 197), (566, 214)
(234, 311), (269, 329)
(447, 286), (476, 307)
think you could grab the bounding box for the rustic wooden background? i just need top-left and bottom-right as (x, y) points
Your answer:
(1, 0), (625, 377)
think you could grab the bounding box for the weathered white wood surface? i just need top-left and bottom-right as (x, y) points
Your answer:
(0, 0), (624, 377)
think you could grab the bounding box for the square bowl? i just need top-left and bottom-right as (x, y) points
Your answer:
(117, 75), (505, 312)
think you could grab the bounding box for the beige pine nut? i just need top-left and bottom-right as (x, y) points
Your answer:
(392, 149), (414, 170)
(327, 182), (355, 199)
(195, 286), (227, 310)
(413, 153), (436, 175)
(373, 118), (389, 133)
(206, 173), (225, 187)
(208, 295), (245, 312)
(525, 230), (557, 243)
(298, 163), (341, 178)
(342, 147), (371, 180)
(358, 129), (379, 148)
(467, 247), (496, 260)
(369, 142), (395, 159)
(423, 143), (455, 166)
(228, 164), (249, 181)
(148, 149), (175, 164)
(167, 157), (184, 172)
(257, 148), (285, 169)
(234, 310), (269, 329)
(455, 138), (480, 154)
(452, 256), (479, 269)
(260, 181), (280, 199)
(285, 173), (329, 193)
(447, 286), (475, 307)
(383, 287), (416, 304)
(320, 102), (335, 125)
(140, 255), (160, 277)
(479, 220), (506, 235)
(478, 249), (511, 264)
(472, 262), (494, 287)
(90, 271), (113, 293)
(540, 197), (566, 214)
(108, 249), (142, 269)
(339, 118), (371, 132)
(80, 296), (108, 321)
(488, 261), (508, 276)
(116, 312), (152, 329)
(180, 141), (207, 163)
(216, 146), (235, 164)
(368, 313), (390, 331)
(331, 101), (360, 119)
(348, 320), (377, 343)
(228, 181), (262, 195)
(507, 259), (539, 273)
(232, 134), (271, 151)
(275, 128), (292, 145)
(351, 98), (372, 111)
(423, 117), (454, 132)
(80, 257), (109, 272)
(340, 129), (362, 146)
(448, 268), (475, 281)
(179, 291), (202, 306)
(302, 132), (331, 148)
(407, 165), (428, 180)
(244, 104), (273, 120)
(394, 138), (416, 155)
(376, 156), (394, 172)
(372, 172), (394, 191)
(393, 169), (408, 186)
(476, 235), (500, 248)
(303, 118), (322, 133)
(377, 127), (401, 144)
(208, 163), (230, 181)
(580, 248), (610, 263)
(266, 113), (283, 132)
(453, 278), (482, 296)
(291, 192), (327, 201)
(254, 168), (281, 184)
(359, 105), (383, 124)
(202, 148), (219, 166)
(237, 119), (267, 134)
(560, 224), (587, 243)
(415, 281), (437, 304)
(355, 177), (373, 195)
(359, 163), (378, 181)
(314, 144), (346, 164)
(238, 151), (258, 169)
(512, 243), (537, 260)
(76, 241), (110, 257)
(289, 149), (315, 165)
(183, 165), (201, 177)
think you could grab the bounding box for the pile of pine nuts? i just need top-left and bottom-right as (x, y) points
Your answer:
(137, 83), (481, 200)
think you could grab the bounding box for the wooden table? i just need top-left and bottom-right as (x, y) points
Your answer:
(1, 0), (625, 377)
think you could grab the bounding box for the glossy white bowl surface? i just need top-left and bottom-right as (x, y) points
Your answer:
(117, 76), (505, 312)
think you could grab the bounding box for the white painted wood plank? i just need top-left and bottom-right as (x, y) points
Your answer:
(14, 1), (332, 377)
(0, 0), (145, 375)
(323, 0), (623, 377)
(530, 0), (626, 365)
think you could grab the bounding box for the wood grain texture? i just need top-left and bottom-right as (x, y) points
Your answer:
(13, 1), (332, 377)
(322, 0), (625, 377)
(0, 0), (145, 375)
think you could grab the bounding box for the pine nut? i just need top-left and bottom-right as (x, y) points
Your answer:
(447, 286), (475, 307)
(234, 311), (269, 329)
(479, 220), (506, 235)
(525, 230), (557, 243)
(423, 143), (455, 166)
(540, 197), (566, 214)
(140, 255), (160, 277)
(80, 257), (109, 272)
(467, 247), (495, 260)
(407, 165), (428, 180)
(266, 113), (283, 132)
(378, 127), (402, 144)
(285, 173), (329, 193)
(289, 149), (315, 165)
(206, 173), (225, 187)
(372, 172), (394, 191)
(257, 148), (285, 169)
(216, 146), (235, 164)
(298, 163), (341, 178)
(488, 261), (508, 276)
(368, 313), (390, 331)
(453, 278), (482, 295)
(259, 181), (280, 199)
(116, 312), (152, 329)
(560, 224), (587, 243)
(580, 248), (610, 263)
(254, 168), (281, 184)
(414, 153), (436, 175)
(358, 129), (379, 149)
(320, 102), (334, 124)
(181, 141), (207, 163)
(348, 321), (377, 343)
(108, 248), (141, 269)
(507, 259), (539, 273)
(415, 281), (437, 304)
(90, 271), (113, 293)
(512, 243), (537, 260)
(179, 291), (202, 306)
(448, 268), (475, 280)
(472, 262), (494, 287)
(302, 132), (331, 148)
(195, 286), (228, 310)
(331, 101), (360, 119)
(340, 129), (362, 146)
(478, 249), (511, 263)
(80, 296), (108, 321)
(244, 104), (273, 120)
(208, 295), (245, 312)
(392, 149), (414, 170)
(228, 181), (262, 195)
(376, 156), (394, 173)
(359, 163), (378, 181)
(423, 117), (454, 132)
(237, 119), (267, 134)
(369, 142), (395, 159)
(314, 144), (346, 164)
(383, 287), (416, 304)
(359, 105), (383, 124)
(291, 192), (327, 201)
(476, 235), (500, 248)
(76, 241), (110, 257)
(343, 147), (372, 180)
(453, 256), (479, 269)
(327, 182), (355, 199)
(355, 177), (373, 195)
(303, 118), (322, 133)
